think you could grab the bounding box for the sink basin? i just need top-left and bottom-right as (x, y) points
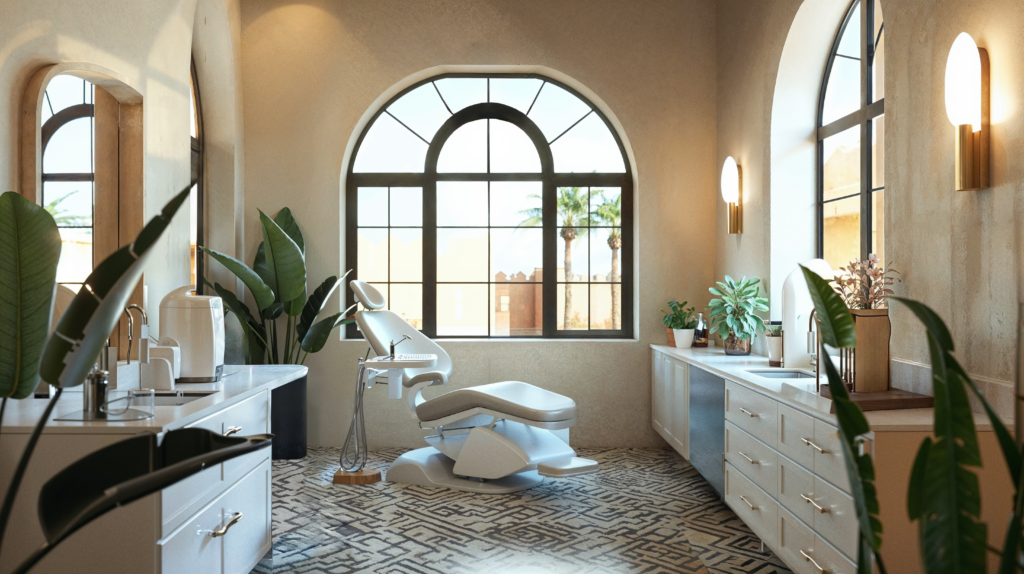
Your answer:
(747, 369), (816, 379)
(152, 391), (218, 407)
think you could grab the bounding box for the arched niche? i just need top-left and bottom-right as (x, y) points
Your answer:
(768, 0), (851, 319)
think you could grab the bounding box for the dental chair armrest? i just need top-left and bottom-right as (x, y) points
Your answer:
(404, 370), (448, 388)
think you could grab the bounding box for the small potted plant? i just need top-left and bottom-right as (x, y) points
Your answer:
(661, 300), (698, 348)
(830, 255), (900, 392)
(764, 321), (783, 366)
(707, 276), (769, 355)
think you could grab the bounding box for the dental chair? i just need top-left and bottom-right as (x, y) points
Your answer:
(351, 281), (599, 493)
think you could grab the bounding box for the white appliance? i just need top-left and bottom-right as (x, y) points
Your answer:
(159, 286), (225, 382)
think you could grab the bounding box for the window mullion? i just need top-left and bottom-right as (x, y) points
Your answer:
(542, 179), (556, 337)
(424, 180), (437, 338)
(860, 0), (873, 259)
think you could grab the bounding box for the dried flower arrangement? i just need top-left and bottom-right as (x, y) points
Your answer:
(832, 254), (901, 309)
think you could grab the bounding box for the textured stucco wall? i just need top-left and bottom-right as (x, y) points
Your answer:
(239, 0), (719, 448)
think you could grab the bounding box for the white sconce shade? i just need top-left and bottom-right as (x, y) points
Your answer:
(721, 156), (739, 203)
(945, 32), (982, 131)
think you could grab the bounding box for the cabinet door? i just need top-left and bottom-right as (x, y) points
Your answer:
(651, 351), (665, 433)
(159, 496), (223, 574)
(662, 357), (675, 442)
(671, 360), (689, 458)
(222, 461), (272, 574)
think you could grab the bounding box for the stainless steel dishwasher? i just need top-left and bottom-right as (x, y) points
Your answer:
(688, 365), (725, 497)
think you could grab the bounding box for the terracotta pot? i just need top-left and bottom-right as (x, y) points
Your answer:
(673, 329), (695, 348)
(724, 331), (752, 355)
(666, 328), (676, 347)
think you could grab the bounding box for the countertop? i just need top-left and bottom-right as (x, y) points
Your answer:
(651, 345), (996, 432)
(0, 365), (307, 434)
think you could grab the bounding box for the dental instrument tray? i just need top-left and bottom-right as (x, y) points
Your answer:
(365, 354), (437, 368)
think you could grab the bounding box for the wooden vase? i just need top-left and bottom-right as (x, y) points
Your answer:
(849, 308), (890, 393)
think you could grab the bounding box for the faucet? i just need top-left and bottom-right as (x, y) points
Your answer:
(125, 304), (148, 363)
(121, 308), (134, 365)
(808, 309), (821, 392)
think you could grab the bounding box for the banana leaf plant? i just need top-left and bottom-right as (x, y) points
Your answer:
(201, 208), (354, 365)
(0, 187), (192, 562)
(801, 264), (1024, 573)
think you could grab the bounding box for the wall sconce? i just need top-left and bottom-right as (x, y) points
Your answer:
(721, 156), (742, 234)
(944, 32), (989, 191)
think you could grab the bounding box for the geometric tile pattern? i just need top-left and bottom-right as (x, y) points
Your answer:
(254, 448), (791, 574)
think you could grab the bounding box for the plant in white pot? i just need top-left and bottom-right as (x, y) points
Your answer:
(661, 300), (698, 348)
(763, 321), (783, 366)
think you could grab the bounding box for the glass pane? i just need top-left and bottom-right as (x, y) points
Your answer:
(434, 78), (487, 113)
(589, 228), (623, 282)
(357, 187), (388, 226)
(872, 29), (884, 102)
(528, 83), (591, 142)
(590, 283), (621, 330)
(489, 78), (543, 113)
(872, 189), (884, 268)
(190, 75), (198, 139)
(356, 228), (388, 282)
(437, 228), (487, 282)
(43, 181), (92, 226)
(558, 227), (588, 282)
(437, 119), (486, 173)
(489, 119), (541, 173)
(821, 57), (860, 125)
(44, 75), (90, 121)
(836, 2), (861, 59)
(490, 181), (542, 227)
(822, 125), (860, 201)
(386, 83), (451, 142)
(872, 115), (884, 189)
(555, 186), (590, 227)
(491, 228), (542, 281)
(190, 183), (197, 287)
(437, 284), (488, 336)
(44, 117), (93, 173)
(390, 187), (422, 226)
(437, 182), (487, 226)
(390, 284), (423, 330)
(556, 283), (589, 330)
(550, 113), (626, 173)
(353, 113), (428, 173)
(589, 187), (621, 227)
(389, 228), (422, 282)
(56, 228), (92, 283)
(491, 282), (542, 337)
(823, 195), (860, 271)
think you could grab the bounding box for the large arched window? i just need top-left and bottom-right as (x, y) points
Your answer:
(346, 74), (632, 338)
(818, 0), (884, 269)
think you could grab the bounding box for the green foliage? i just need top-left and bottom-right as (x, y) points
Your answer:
(801, 265), (856, 348)
(707, 275), (768, 341)
(661, 300), (697, 330)
(0, 192), (62, 399)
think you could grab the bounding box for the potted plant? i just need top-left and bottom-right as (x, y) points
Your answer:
(707, 276), (769, 355)
(830, 255), (900, 392)
(661, 300), (698, 348)
(763, 321), (783, 367)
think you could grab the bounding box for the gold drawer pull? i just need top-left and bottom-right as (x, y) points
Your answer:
(224, 426), (242, 437)
(800, 493), (830, 513)
(801, 437), (828, 453)
(738, 451), (758, 464)
(800, 550), (829, 573)
(738, 407), (758, 418)
(739, 495), (757, 510)
(211, 512), (242, 537)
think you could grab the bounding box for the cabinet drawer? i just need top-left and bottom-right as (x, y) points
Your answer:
(725, 382), (778, 447)
(724, 421), (777, 495)
(812, 476), (858, 561)
(777, 453), (815, 526)
(777, 403), (815, 470)
(814, 533), (857, 574)
(159, 490), (224, 574)
(813, 419), (850, 493)
(776, 506), (817, 574)
(724, 461), (778, 547)
(222, 461), (272, 574)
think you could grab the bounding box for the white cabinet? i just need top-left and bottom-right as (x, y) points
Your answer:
(651, 349), (689, 459)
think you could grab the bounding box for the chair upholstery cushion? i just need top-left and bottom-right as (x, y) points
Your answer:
(416, 381), (576, 423)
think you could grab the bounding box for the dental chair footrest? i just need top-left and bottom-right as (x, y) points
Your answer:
(537, 457), (599, 478)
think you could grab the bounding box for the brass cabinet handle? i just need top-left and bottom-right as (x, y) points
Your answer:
(738, 407), (758, 418)
(738, 495), (757, 510)
(224, 426), (242, 437)
(800, 550), (829, 573)
(738, 451), (757, 464)
(211, 512), (242, 537)
(800, 493), (830, 513)
(801, 437), (828, 453)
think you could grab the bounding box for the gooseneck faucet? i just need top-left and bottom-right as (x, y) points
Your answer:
(125, 305), (147, 363)
(808, 309), (820, 392)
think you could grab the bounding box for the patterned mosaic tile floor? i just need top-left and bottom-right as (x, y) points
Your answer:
(254, 448), (791, 574)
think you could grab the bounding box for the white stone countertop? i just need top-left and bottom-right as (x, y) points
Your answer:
(651, 345), (996, 433)
(0, 365), (307, 434)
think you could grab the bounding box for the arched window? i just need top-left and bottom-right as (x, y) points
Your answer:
(41, 75), (95, 291)
(346, 74), (632, 338)
(190, 58), (204, 290)
(818, 0), (884, 269)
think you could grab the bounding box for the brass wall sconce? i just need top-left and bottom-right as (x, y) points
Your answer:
(945, 32), (990, 191)
(721, 156), (742, 234)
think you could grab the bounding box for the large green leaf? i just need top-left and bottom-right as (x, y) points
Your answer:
(259, 210), (305, 305)
(210, 281), (267, 365)
(297, 275), (341, 343)
(252, 242), (273, 294)
(300, 312), (343, 354)
(200, 247), (275, 312)
(0, 192), (61, 399)
(273, 207), (304, 253)
(800, 264), (856, 348)
(39, 187), (191, 389)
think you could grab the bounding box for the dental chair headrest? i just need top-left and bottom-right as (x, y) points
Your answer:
(350, 280), (386, 310)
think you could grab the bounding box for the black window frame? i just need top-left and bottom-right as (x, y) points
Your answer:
(191, 58), (205, 293)
(817, 0), (884, 261)
(345, 72), (634, 339)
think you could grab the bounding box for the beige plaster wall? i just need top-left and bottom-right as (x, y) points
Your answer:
(239, 0), (719, 448)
